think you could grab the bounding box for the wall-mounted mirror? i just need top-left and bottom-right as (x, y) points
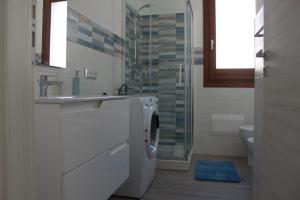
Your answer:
(34, 0), (67, 68)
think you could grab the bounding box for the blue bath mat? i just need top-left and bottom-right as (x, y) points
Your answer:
(194, 160), (241, 183)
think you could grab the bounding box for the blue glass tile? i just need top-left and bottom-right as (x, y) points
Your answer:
(78, 26), (92, 37)
(77, 39), (92, 48)
(67, 8), (125, 57)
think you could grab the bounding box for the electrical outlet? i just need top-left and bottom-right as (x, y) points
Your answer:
(84, 69), (97, 80)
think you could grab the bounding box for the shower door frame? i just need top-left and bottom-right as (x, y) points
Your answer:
(124, 0), (194, 168)
(184, 0), (194, 160)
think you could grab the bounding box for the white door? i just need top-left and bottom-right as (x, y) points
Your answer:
(254, 1), (300, 199)
(0, 0), (5, 198)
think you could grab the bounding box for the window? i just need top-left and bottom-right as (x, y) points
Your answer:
(42, 0), (67, 68)
(203, 0), (255, 88)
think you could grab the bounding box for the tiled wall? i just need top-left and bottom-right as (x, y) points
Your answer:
(67, 7), (125, 57)
(34, 1), (125, 97)
(124, 5), (142, 93)
(193, 47), (203, 65)
(35, 7), (126, 64)
(125, 0), (255, 158)
(125, 7), (188, 159)
(154, 13), (186, 159)
(189, 0), (255, 157)
(192, 48), (254, 156)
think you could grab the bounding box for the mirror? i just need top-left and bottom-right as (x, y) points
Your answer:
(34, 0), (67, 68)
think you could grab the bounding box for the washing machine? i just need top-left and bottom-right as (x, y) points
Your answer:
(115, 97), (160, 198)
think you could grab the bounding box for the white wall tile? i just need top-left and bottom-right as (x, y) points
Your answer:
(191, 0), (255, 156)
(70, 0), (123, 36)
(193, 65), (254, 156)
(211, 114), (245, 135)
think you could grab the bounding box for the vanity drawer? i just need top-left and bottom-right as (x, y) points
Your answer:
(62, 143), (129, 200)
(61, 99), (129, 173)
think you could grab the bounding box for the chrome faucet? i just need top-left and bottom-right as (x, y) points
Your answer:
(38, 75), (63, 97)
(118, 84), (128, 96)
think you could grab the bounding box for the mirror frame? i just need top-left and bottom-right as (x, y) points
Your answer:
(41, 0), (67, 66)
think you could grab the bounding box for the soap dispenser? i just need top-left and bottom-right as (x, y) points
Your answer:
(72, 70), (80, 96)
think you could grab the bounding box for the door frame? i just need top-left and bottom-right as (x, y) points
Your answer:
(0, 0), (6, 198)
(2, 0), (35, 200)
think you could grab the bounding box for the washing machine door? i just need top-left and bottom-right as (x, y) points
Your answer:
(145, 107), (160, 159)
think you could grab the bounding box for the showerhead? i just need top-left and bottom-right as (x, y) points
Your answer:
(137, 3), (153, 12)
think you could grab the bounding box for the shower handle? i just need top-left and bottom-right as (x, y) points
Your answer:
(179, 64), (183, 87)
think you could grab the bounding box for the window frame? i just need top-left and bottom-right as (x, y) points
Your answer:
(41, 0), (67, 66)
(203, 0), (254, 88)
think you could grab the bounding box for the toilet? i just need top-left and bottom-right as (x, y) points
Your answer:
(239, 125), (254, 166)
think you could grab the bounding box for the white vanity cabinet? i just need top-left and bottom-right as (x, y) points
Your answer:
(34, 97), (130, 200)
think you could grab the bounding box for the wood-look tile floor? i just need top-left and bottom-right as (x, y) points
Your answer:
(109, 155), (252, 200)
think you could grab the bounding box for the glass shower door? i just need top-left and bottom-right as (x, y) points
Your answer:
(155, 11), (186, 160)
(125, 0), (193, 162)
(184, 0), (193, 159)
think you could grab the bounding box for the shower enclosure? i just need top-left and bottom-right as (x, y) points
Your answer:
(124, 0), (193, 164)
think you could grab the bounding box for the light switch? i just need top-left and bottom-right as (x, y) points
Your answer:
(84, 69), (97, 80)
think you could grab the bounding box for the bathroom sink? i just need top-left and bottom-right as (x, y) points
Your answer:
(35, 95), (128, 104)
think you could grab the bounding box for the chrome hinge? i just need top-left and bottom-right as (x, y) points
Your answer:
(210, 39), (214, 50)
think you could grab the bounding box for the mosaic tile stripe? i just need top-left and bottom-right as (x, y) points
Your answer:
(194, 47), (204, 65)
(67, 7), (125, 57)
